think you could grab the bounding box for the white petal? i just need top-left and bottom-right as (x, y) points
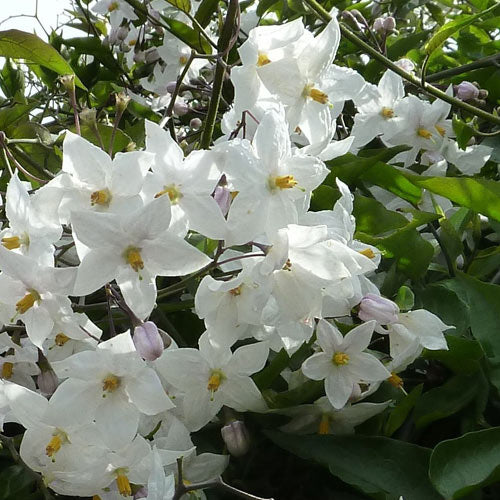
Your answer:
(301, 352), (331, 380)
(227, 341), (269, 375)
(125, 367), (174, 414)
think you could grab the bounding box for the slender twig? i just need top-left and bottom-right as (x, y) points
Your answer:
(426, 53), (500, 82)
(302, 0), (500, 126)
(105, 284), (117, 337)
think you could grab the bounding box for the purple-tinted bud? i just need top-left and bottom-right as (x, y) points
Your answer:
(221, 421), (250, 457)
(456, 81), (479, 101)
(166, 81), (178, 94)
(117, 26), (129, 41)
(134, 51), (146, 64)
(190, 117), (202, 130)
(145, 48), (160, 64)
(395, 58), (415, 73)
(213, 185), (232, 216)
(383, 16), (396, 31)
(373, 17), (384, 31)
(133, 322), (164, 361)
(37, 369), (59, 396)
(134, 486), (148, 499)
(358, 293), (399, 324)
(173, 100), (189, 116)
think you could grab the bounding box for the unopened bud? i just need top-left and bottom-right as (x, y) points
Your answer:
(133, 51), (146, 64)
(60, 74), (75, 93)
(341, 11), (364, 31)
(455, 81), (479, 101)
(213, 184), (231, 216)
(166, 81), (178, 94)
(173, 100), (189, 116)
(116, 92), (131, 114)
(133, 322), (164, 361)
(145, 48), (160, 64)
(383, 16), (396, 31)
(358, 293), (399, 324)
(373, 17), (384, 31)
(190, 118), (202, 130)
(478, 89), (488, 100)
(37, 369), (59, 395)
(221, 421), (250, 457)
(79, 107), (97, 125)
(395, 58), (415, 73)
(117, 26), (129, 41)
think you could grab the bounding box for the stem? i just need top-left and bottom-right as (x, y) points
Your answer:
(302, 0), (500, 126)
(200, 0), (240, 149)
(426, 53), (500, 82)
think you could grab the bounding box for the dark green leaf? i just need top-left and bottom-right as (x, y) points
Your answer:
(384, 384), (423, 437)
(162, 17), (212, 54)
(166, 0), (192, 13)
(0, 465), (37, 500)
(195, 0), (219, 28)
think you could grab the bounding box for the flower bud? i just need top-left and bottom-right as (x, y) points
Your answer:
(395, 58), (415, 73)
(133, 51), (146, 64)
(116, 92), (131, 114)
(373, 17), (384, 31)
(133, 322), (164, 361)
(213, 184), (231, 216)
(221, 421), (250, 457)
(456, 81), (479, 101)
(190, 117), (202, 130)
(37, 369), (59, 396)
(358, 293), (399, 324)
(341, 11), (364, 31)
(383, 16), (396, 31)
(79, 107), (97, 126)
(117, 26), (129, 41)
(173, 100), (189, 116)
(59, 74), (75, 93)
(145, 48), (160, 64)
(478, 89), (488, 100)
(166, 81), (178, 94)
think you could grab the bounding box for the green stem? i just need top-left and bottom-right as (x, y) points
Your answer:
(200, 0), (240, 149)
(302, 0), (500, 126)
(426, 53), (500, 82)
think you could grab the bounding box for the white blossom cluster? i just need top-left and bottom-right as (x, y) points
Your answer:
(0, 5), (475, 499)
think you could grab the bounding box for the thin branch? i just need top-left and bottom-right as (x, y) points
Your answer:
(426, 53), (500, 82)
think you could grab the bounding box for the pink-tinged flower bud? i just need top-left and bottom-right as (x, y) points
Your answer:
(221, 421), (250, 457)
(133, 322), (164, 361)
(395, 58), (415, 73)
(134, 486), (148, 499)
(117, 26), (129, 41)
(37, 369), (59, 396)
(166, 81), (178, 93)
(213, 185), (232, 216)
(173, 100), (189, 116)
(456, 81), (479, 101)
(373, 17), (384, 31)
(190, 117), (202, 130)
(383, 16), (396, 31)
(358, 293), (399, 324)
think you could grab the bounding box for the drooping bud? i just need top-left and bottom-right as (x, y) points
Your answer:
(173, 100), (189, 116)
(133, 322), (164, 361)
(116, 92), (131, 114)
(59, 74), (75, 93)
(373, 17), (384, 31)
(456, 81), (479, 101)
(358, 293), (399, 324)
(37, 369), (59, 395)
(79, 107), (97, 126)
(221, 420), (251, 457)
(395, 58), (415, 73)
(383, 16), (396, 31)
(133, 51), (146, 64)
(190, 117), (202, 130)
(145, 48), (160, 64)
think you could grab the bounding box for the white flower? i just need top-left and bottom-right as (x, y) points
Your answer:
(302, 320), (390, 409)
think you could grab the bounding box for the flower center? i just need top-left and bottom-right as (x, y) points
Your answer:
(1, 362), (13, 379)
(417, 128), (433, 139)
(179, 55), (188, 65)
(45, 430), (69, 459)
(273, 175), (298, 190)
(154, 185), (183, 204)
(257, 52), (271, 67)
(207, 370), (225, 397)
(123, 246), (144, 272)
(359, 248), (375, 259)
(381, 107), (394, 118)
(282, 259), (292, 271)
(435, 124), (446, 137)
(90, 188), (112, 207)
(332, 352), (350, 366)
(229, 285), (242, 296)
(303, 84), (329, 104)
(102, 374), (121, 393)
(318, 414), (330, 435)
(55, 333), (70, 346)
(16, 290), (40, 314)
(387, 372), (403, 388)
(115, 469), (132, 497)
(2, 236), (20, 250)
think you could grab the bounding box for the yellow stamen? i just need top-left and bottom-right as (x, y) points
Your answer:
(102, 374), (121, 393)
(1, 362), (13, 379)
(207, 370), (225, 395)
(154, 185), (182, 204)
(417, 128), (433, 139)
(93, 496), (102, 500)
(229, 285), (242, 296)
(16, 290), (40, 314)
(116, 471), (132, 497)
(108, 1), (119, 12)
(304, 85), (329, 104)
(359, 248), (375, 259)
(123, 246), (144, 272)
(274, 175), (298, 190)
(128, 39), (137, 47)
(1, 236), (21, 250)
(332, 352), (350, 366)
(90, 188), (112, 207)
(45, 435), (62, 458)
(387, 372), (403, 388)
(257, 52), (271, 67)
(55, 333), (70, 346)
(381, 107), (394, 119)
(179, 55), (188, 65)
(282, 259), (292, 271)
(318, 414), (330, 435)
(435, 124), (446, 137)
(230, 191), (239, 200)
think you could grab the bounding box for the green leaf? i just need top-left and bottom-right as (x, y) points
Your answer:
(162, 17), (212, 54)
(166, 0), (192, 13)
(265, 431), (441, 500)
(0, 58), (24, 98)
(409, 175), (500, 223)
(425, 3), (500, 55)
(395, 285), (415, 311)
(0, 101), (39, 130)
(195, 0), (219, 28)
(429, 427), (500, 499)
(413, 373), (481, 429)
(0, 30), (86, 89)
(452, 114), (476, 150)
(439, 218), (463, 262)
(75, 124), (133, 155)
(384, 384), (423, 437)
(0, 465), (37, 500)
(257, 0), (281, 16)
(63, 37), (122, 75)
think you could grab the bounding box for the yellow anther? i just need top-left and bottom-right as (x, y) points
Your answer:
(55, 333), (70, 346)
(229, 286), (242, 296)
(116, 471), (132, 497)
(179, 55), (188, 65)
(359, 248), (375, 259)
(435, 124), (446, 137)
(332, 352), (350, 366)
(304, 85), (329, 104)
(123, 246), (144, 272)
(257, 52), (271, 67)
(274, 175), (298, 190)
(381, 107), (394, 119)
(282, 259), (292, 271)
(1, 362), (13, 379)
(90, 188), (112, 207)
(102, 374), (121, 393)
(387, 372), (403, 388)
(108, 1), (119, 12)
(154, 185), (182, 204)
(207, 370), (224, 394)
(417, 128), (433, 139)
(16, 290), (40, 314)
(230, 191), (239, 200)
(45, 435), (62, 458)
(318, 414), (330, 435)
(1, 236), (21, 250)
(93, 496), (102, 500)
